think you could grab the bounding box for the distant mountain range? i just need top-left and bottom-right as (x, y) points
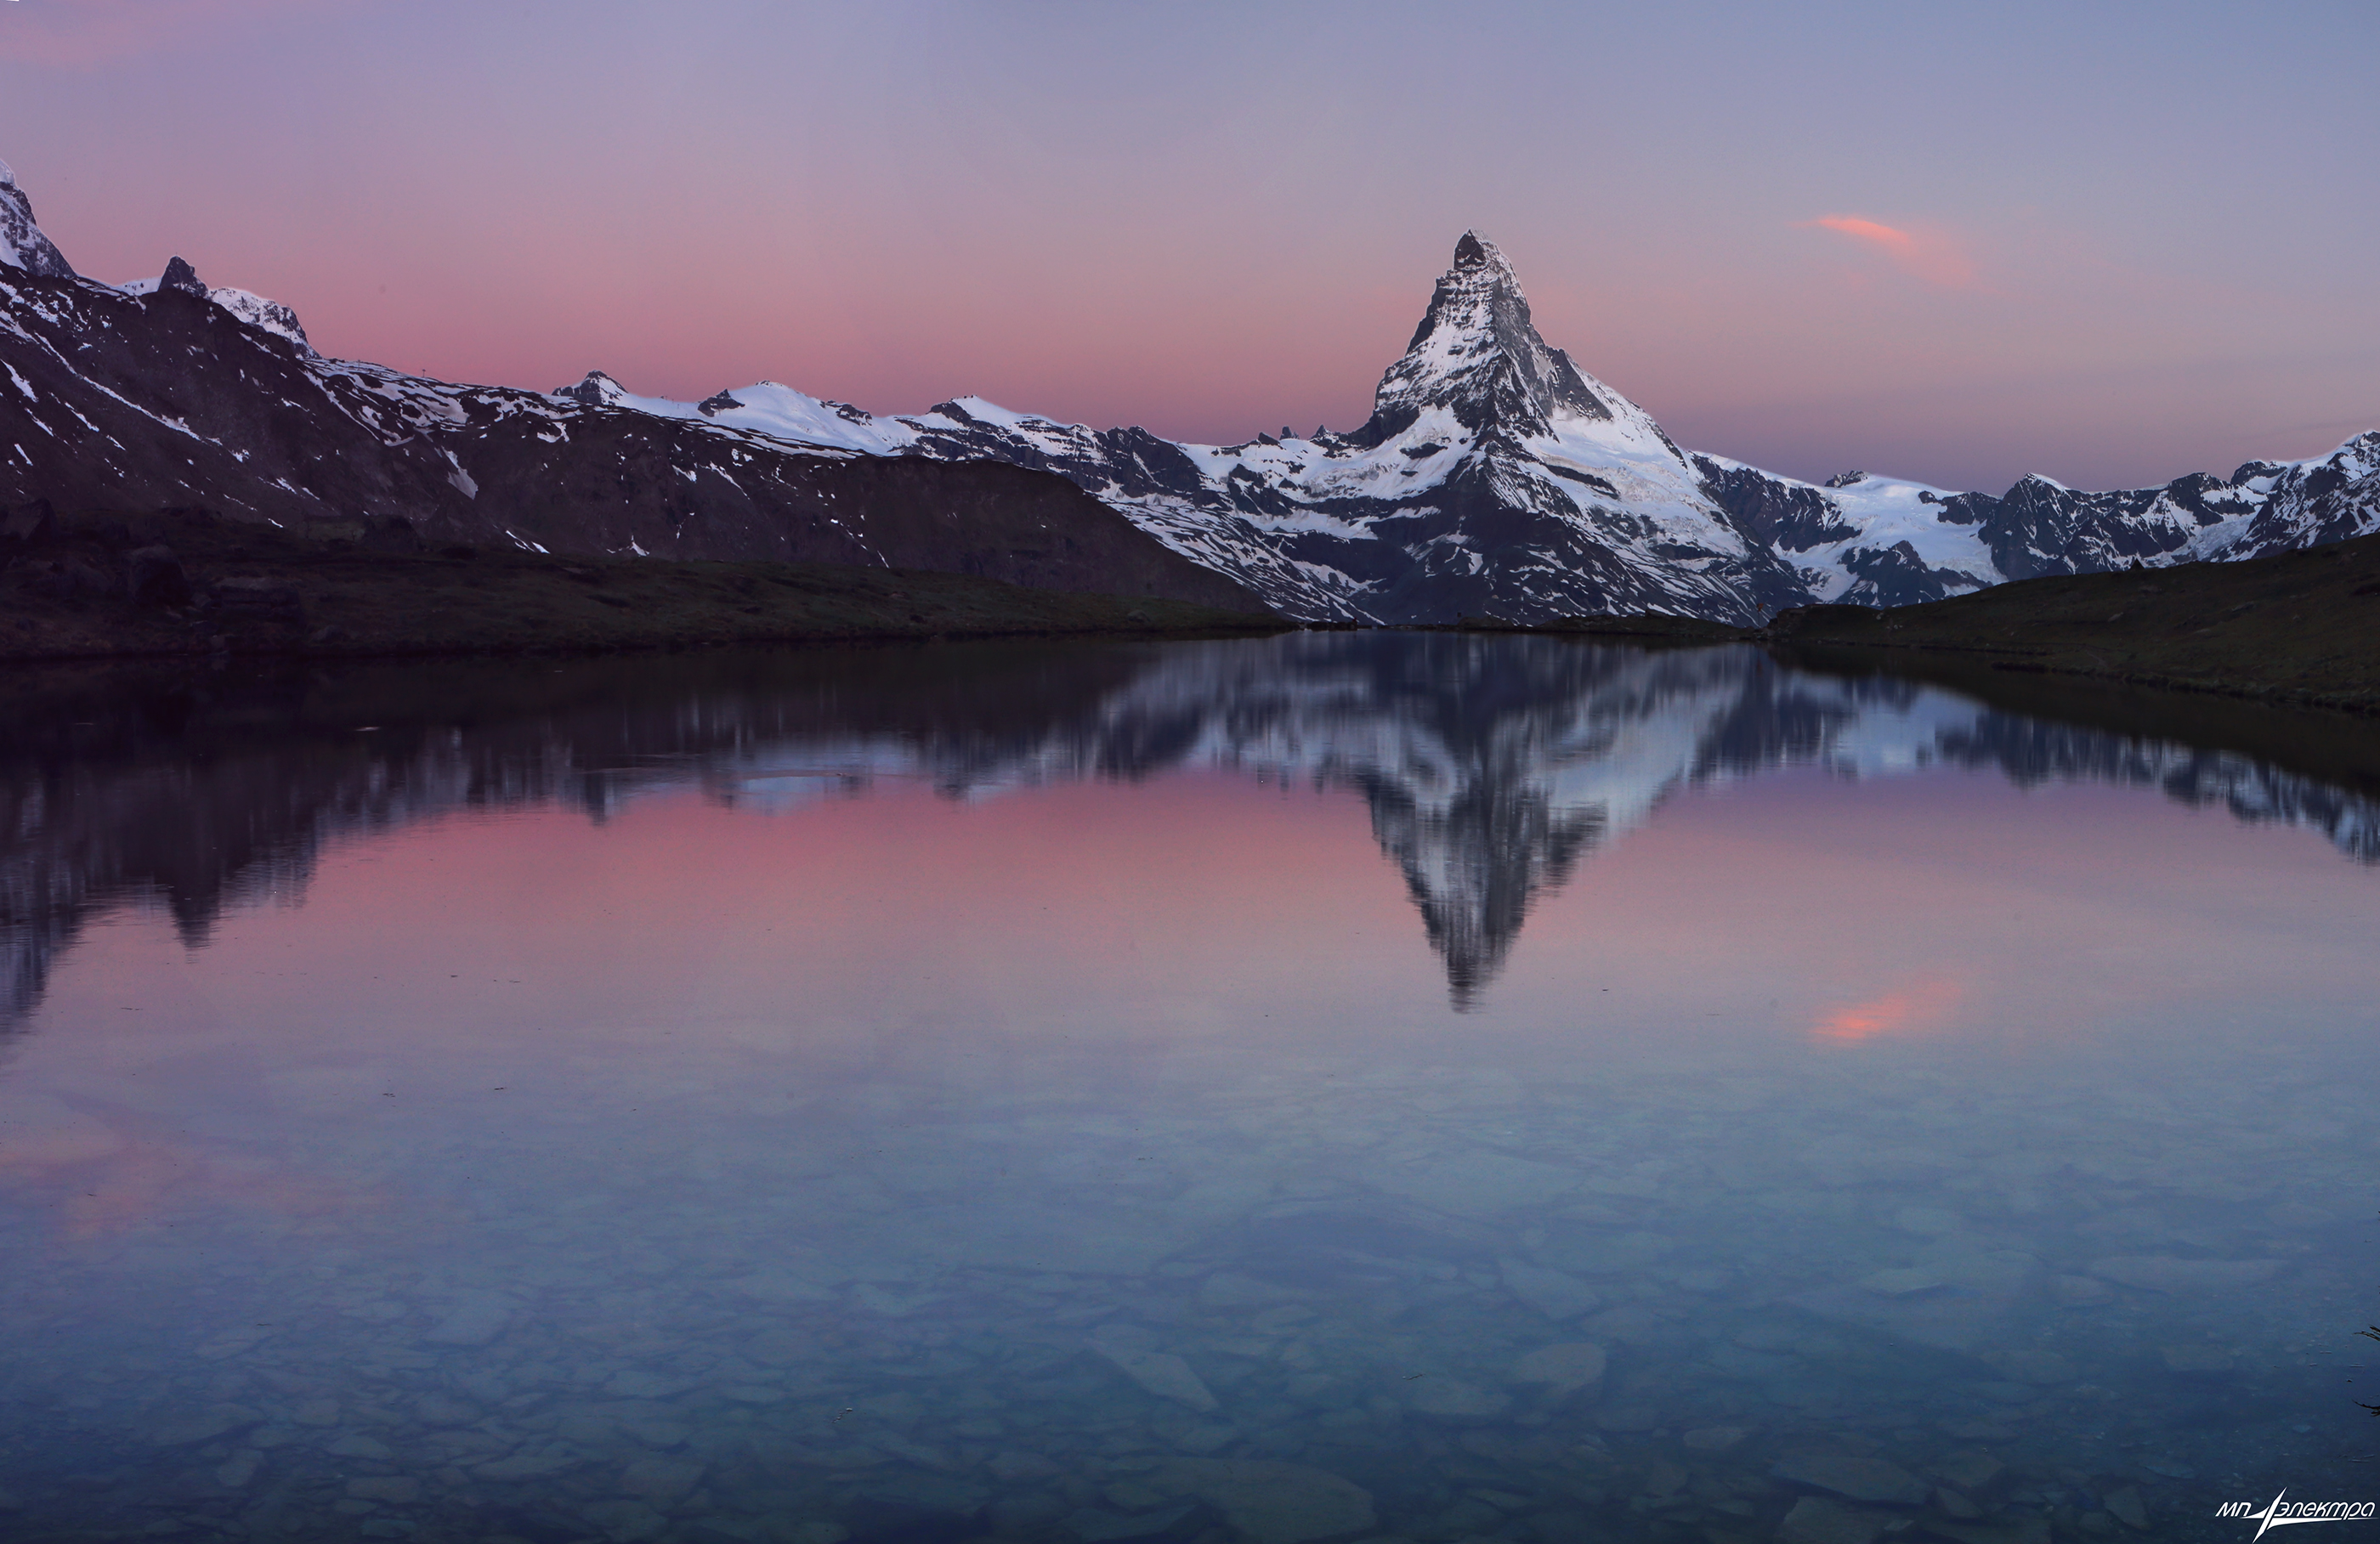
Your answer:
(0, 164), (1267, 617)
(4, 158), (2376, 624)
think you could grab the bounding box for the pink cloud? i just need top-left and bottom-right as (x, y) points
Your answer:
(1806, 214), (1979, 289)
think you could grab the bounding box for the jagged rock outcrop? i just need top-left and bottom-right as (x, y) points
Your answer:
(1354, 229), (1617, 442)
(0, 160), (72, 280)
(156, 255), (207, 297)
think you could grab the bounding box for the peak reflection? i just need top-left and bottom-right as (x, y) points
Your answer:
(1, 638), (2376, 1034)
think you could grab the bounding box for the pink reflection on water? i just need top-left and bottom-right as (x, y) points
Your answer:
(0, 1094), (401, 1241)
(1811, 976), (1965, 1045)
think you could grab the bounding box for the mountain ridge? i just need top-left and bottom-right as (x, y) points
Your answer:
(0, 239), (1270, 615)
(517, 232), (2380, 624)
(2, 160), (2372, 624)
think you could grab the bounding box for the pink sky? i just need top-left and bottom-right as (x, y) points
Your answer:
(3, 2), (2373, 490)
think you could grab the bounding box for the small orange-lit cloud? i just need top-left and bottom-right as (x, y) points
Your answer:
(1805, 215), (1979, 289)
(1812, 976), (1964, 1044)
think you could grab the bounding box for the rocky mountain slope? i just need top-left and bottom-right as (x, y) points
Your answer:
(1694, 435), (2380, 608)
(3, 155), (2374, 625)
(0, 161), (71, 280)
(0, 502), (1283, 665)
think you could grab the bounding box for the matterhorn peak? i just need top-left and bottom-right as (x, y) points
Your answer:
(1352, 231), (1612, 445)
(0, 158), (75, 280)
(1450, 229), (1512, 277)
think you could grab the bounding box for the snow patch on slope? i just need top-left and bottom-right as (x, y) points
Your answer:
(116, 268), (314, 353)
(1691, 453), (1999, 602)
(208, 287), (312, 352)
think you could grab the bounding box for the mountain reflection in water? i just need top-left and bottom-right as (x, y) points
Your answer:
(5, 635), (2380, 1544)
(3, 633), (2375, 1032)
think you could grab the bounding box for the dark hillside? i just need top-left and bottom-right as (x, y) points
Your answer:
(1762, 533), (2380, 711)
(0, 272), (1266, 614)
(0, 504), (1282, 662)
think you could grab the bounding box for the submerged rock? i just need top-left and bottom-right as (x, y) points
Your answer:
(2105, 1485), (2151, 1530)
(1776, 1496), (1895, 1544)
(1496, 1258), (1599, 1321)
(1400, 1375), (1510, 1423)
(1771, 1453), (1930, 1506)
(1155, 1459), (1374, 1544)
(1508, 1342), (1606, 1397)
(1065, 1502), (1204, 1541)
(2048, 1274), (2116, 1306)
(145, 1404), (263, 1447)
(1090, 1330), (1219, 1412)
(1682, 1426), (1749, 1452)
(422, 1291), (513, 1345)
(619, 1456), (705, 1503)
(2088, 1255), (2282, 1292)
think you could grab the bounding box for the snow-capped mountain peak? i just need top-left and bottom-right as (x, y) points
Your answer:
(0, 158), (75, 280)
(556, 370), (634, 408)
(380, 234), (1808, 625)
(1359, 230), (1613, 445)
(207, 286), (313, 352)
(159, 255), (207, 297)
(112, 256), (314, 353)
(7, 136), (2372, 632)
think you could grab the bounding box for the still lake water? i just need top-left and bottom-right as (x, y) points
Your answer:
(2, 635), (2377, 1544)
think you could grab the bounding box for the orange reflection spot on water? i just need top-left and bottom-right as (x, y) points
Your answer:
(53, 1140), (388, 1240)
(1812, 976), (1964, 1044)
(1, 1099), (399, 1239)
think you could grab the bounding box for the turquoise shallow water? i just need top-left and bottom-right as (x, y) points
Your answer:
(1, 636), (2376, 1544)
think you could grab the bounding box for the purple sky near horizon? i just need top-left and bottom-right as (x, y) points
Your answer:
(3, 0), (2374, 491)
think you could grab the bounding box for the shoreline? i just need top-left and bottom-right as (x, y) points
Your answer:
(9, 509), (2376, 720)
(1445, 532), (2380, 717)
(0, 508), (1286, 665)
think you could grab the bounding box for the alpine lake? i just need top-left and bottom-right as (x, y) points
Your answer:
(2, 633), (2375, 1544)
